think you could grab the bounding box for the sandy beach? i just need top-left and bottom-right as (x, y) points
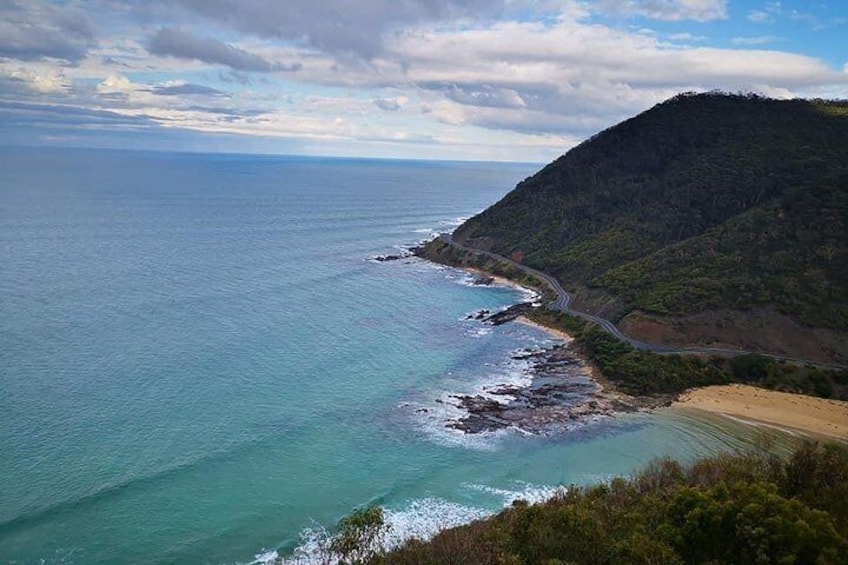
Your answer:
(515, 315), (573, 342)
(673, 384), (848, 441)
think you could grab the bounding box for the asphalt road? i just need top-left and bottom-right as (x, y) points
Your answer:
(440, 234), (845, 370)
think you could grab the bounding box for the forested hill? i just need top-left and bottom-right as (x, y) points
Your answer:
(453, 92), (848, 363)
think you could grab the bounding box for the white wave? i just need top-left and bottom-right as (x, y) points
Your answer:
(403, 352), (539, 449)
(466, 326), (493, 338)
(250, 549), (279, 564)
(274, 522), (330, 565)
(465, 482), (566, 506)
(275, 499), (487, 565)
(517, 287), (542, 303)
(405, 393), (507, 452)
(438, 216), (469, 227)
(383, 498), (490, 545)
(448, 269), (541, 306)
(275, 482), (565, 564)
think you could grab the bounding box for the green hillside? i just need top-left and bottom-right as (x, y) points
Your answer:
(453, 92), (848, 362)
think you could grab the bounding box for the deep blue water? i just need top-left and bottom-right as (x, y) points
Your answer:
(0, 148), (783, 564)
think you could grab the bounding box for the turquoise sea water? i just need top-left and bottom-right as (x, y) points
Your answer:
(1, 148), (789, 564)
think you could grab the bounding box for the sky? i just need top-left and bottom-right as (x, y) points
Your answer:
(0, 0), (846, 162)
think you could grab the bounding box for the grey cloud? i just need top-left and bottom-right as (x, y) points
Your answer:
(149, 27), (302, 72)
(219, 70), (252, 85)
(461, 106), (613, 137)
(102, 56), (130, 67)
(185, 105), (265, 117)
(439, 84), (527, 109)
(0, 0), (94, 62)
(161, 0), (506, 57)
(373, 98), (401, 111)
(0, 100), (158, 130)
(150, 83), (226, 96)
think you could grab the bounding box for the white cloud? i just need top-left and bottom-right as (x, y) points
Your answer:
(748, 1), (782, 24)
(731, 36), (780, 46)
(0, 0), (846, 161)
(790, 11), (823, 30)
(6, 67), (72, 93)
(667, 32), (706, 42)
(747, 10), (771, 23)
(597, 0), (727, 22)
(97, 74), (133, 95)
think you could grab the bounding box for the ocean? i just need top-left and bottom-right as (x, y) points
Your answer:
(0, 147), (786, 564)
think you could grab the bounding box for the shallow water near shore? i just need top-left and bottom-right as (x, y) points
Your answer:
(1, 148), (798, 564)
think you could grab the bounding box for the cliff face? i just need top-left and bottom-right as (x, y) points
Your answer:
(453, 93), (848, 363)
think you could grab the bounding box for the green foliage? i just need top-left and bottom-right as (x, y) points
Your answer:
(331, 506), (389, 564)
(453, 93), (848, 335)
(527, 311), (848, 399)
(378, 442), (848, 565)
(666, 482), (845, 564)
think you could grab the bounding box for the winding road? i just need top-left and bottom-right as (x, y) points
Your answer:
(439, 234), (846, 371)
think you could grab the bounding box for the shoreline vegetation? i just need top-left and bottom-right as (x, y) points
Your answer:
(413, 237), (848, 440)
(345, 441), (848, 564)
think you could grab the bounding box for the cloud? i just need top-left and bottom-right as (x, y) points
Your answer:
(596, 0), (727, 22)
(97, 75), (133, 95)
(367, 17), (848, 139)
(0, 0), (94, 62)
(373, 97), (406, 111)
(159, 0), (507, 57)
(1, 0), (846, 162)
(790, 11), (823, 30)
(150, 83), (226, 96)
(731, 36), (780, 46)
(747, 10), (770, 23)
(0, 100), (161, 131)
(148, 27), (301, 72)
(747, 1), (781, 24)
(439, 84), (527, 109)
(667, 32), (706, 42)
(2, 67), (72, 93)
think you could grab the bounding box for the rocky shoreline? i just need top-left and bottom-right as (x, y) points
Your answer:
(445, 308), (673, 435)
(400, 244), (673, 435)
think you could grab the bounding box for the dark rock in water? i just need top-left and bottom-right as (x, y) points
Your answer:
(372, 254), (403, 262)
(485, 303), (536, 326)
(511, 349), (545, 360)
(466, 309), (492, 320)
(445, 343), (669, 435)
(470, 274), (495, 286)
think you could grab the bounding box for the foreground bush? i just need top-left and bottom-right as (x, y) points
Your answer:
(369, 441), (848, 564)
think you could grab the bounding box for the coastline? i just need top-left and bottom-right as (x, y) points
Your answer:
(514, 315), (573, 342)
(670, 384), (848, 441)
(416, 238), (848, 442)
(439, 259), (668, 435)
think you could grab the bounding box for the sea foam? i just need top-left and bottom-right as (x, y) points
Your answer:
(274, 482), (565, 565)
